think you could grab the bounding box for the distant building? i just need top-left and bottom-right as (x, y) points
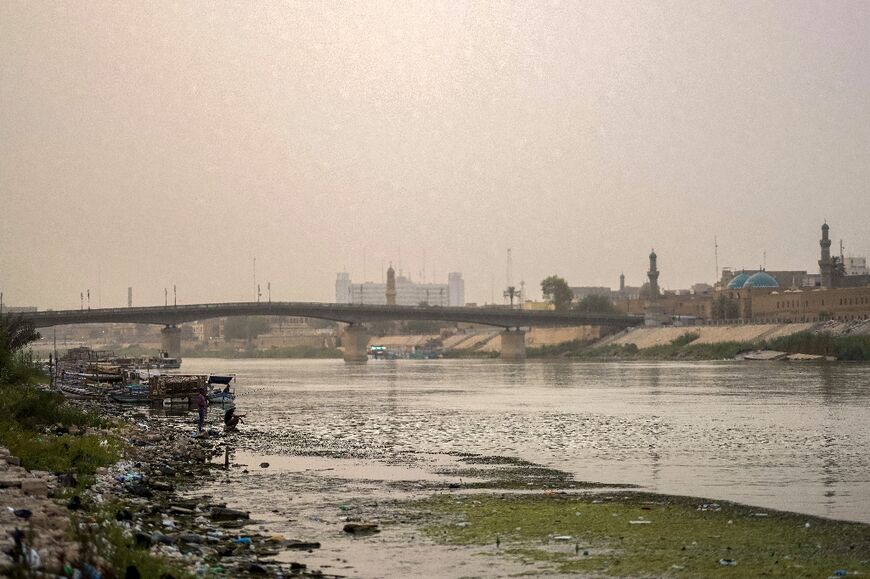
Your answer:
(334, 271), (463, 307)
(569, 286), (611, 301)
(335, 272), (351, 304)
(447, 272), (465, 307)
(721, 268), (808, 290)
(845, 256), (868, 276)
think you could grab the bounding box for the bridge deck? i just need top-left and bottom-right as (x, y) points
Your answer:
(16, 302), (644, 329)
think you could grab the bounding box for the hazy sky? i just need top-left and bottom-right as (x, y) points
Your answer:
(2, 1), (868, 309)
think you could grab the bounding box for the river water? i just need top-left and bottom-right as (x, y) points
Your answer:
(183, 358), (870, 525)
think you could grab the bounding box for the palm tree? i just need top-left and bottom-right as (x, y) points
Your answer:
(0, 314), (40, 353)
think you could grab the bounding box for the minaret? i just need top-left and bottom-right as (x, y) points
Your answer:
(647, 250), (660, 301)
(619, 272), (625, 294)
(819, 222), (833, 289)
(386, 264), (397, 305)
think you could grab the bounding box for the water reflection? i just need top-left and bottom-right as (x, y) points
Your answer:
(181, 358), (870, 523)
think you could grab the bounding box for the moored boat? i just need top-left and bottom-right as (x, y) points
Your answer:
(109, 384), (150, 404)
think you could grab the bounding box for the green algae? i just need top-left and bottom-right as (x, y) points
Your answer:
(417, 492), (870, 577)
(434, 453), (630, 491)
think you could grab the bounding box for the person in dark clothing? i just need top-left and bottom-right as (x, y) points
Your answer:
(224, 407), (246, 431)
(196, 388), (207, 432)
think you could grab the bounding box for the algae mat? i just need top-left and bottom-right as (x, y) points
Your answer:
(418, 492), (870, 577)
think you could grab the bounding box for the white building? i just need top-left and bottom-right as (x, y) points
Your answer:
(335, 272), (464, 307)
(845, 256), (868, 276)
(448, 272), (465, 307)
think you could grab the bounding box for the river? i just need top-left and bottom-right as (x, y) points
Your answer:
(179, 358), (870, 575)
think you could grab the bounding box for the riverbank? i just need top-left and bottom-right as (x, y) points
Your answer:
(182, 345), (342, 359)
(4, 376), (870, 577)
(525, 330), (870, 360)
(0, 384), (331, 577)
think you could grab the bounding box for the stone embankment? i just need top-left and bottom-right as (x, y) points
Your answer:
(0, 447), (72, 574)
(595, 319), (870, 351)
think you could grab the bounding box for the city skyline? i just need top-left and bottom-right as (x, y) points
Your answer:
(2, 2), (869, 309)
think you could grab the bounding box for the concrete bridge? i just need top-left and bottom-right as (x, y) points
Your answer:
(18, 302), (643, 362)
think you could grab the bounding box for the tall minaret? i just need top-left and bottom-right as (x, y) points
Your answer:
(386, 263), (397, 305)
(619, 272), (625, 294)
(819, 222), (833, 289)
(647, 250), (660, 300)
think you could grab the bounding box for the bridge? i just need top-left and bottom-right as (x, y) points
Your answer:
(17, 302), (643, 362)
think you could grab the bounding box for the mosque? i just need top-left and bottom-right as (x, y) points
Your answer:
(614, 223), (870, 323)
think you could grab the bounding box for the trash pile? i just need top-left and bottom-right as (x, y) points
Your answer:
(2, 403), (332, 578)
(77, 414), (330, 577)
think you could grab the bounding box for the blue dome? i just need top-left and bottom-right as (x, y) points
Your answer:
(727, 272), (751, 289)
(744, 271), (779, 288)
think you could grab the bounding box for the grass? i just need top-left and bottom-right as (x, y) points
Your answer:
(0, 382), (188, 576)
(0, 383), (121, 478)
(418, 492), (870, 577)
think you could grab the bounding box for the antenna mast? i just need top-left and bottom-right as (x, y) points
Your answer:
(506, 248), (513, 289)
(714, 236), (719, 283)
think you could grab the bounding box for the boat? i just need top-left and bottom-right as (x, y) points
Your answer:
(59, 382), (104, 400)
(207, 374), (235, 385)
(155, 353), (181, 369)
(207, 374), (236, 404)
(207, 391), (234, 404)
(109, 384), (150, 404)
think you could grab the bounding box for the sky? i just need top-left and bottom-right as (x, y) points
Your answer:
(1, 1), (868, 309)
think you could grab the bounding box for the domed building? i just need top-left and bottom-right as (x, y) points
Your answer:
(726, 271), (751, 289)
(726, 270), (779, 290)
(744, 271), (779, 289)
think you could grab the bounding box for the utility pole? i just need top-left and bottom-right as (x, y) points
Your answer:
(173, 285), (177, 307)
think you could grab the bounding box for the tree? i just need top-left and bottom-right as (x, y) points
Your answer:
(224, 316), (270, 340)
(0, 314), (42, 384)
(573, 294), (617, 314)
(541, 275), (573, 311)
(711, 294), (739, 320)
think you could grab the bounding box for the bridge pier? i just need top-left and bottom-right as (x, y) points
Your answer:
(341, 324), (370, 363)
(499, 329), (526, 361)
(160, 325), (182, 359)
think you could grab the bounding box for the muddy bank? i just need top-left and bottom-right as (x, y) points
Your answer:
(80, 404), (336, 577)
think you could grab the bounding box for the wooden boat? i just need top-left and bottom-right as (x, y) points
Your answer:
(59, 382), (103, 400)
(109, 384), (150, 404)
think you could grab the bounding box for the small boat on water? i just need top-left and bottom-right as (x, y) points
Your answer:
(206, 374), (236, 405)
(207, 390), (235, 404)
(207, 374), (235, 385)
